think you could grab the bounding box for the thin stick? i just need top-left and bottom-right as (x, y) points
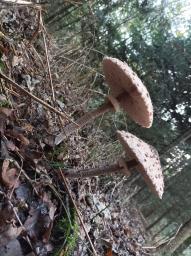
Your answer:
(166, 224), (183, 245)
(40, 10), (55, 103)
(1, 0), (33, 5)
(1, 0), (41, 8)
(0, 190), (34, 251)
(143, 224), (183, 251)
(59, 169), (98, 256)
(0, 72), (78, 126)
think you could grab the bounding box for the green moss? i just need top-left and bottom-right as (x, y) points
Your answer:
(51, 145), (68, 159)
(53, 207), (79, 256)
(48, 144), (68, 169)
(0, 99), (11, 108)
(50, 161), (67, 169)
(0, 95), (11, 108)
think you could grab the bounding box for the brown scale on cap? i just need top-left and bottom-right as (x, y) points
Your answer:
(103, 57), (153, 128)
(117, 130), (164, 199)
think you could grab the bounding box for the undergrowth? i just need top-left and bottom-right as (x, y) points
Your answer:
(53, 207), (79, 256)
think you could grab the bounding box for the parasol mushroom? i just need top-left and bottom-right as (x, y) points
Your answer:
(55, 57), (153, 145)
(63, 130), (164, 199)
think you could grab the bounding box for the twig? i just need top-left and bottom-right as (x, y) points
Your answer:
(9, 155), (23, 200)
(29, 8), (41, 44)
(0, 72), (79, 126)
(110, 176), (126, 201)
(12, 160), (39, 195)
(59, 169), (98, 256)
(91, 204), (110, 223)
(1, 0), (33, 5)
(1, 0), (41, 7)
(29, 44), (46, 70)
(166, 224), (183, 245)
(143, 224), (183, 250)
(58, 55), (103, 77)
(38, 11), (72, 136)
(0, 190), (34, 251)
(39, 10), (55, 103)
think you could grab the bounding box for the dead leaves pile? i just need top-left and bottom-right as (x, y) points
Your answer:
(0, 107), (57, 256)
(72, 178), (148, 256)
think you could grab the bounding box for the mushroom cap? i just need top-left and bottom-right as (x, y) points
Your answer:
(117, 130), (164, 199)
(103, 57), (153, 128)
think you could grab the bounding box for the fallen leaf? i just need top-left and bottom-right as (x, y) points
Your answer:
(1, 159), (20, 188)
(24, 207), (40, 241)
(0, 108), (13, 136)
(0, 43), (9, 55)
(105, 247), (113, 256)
(15, 184), (31, 202)
(0, 225), (23, 247)
(0, 239), (23, 256)
(22, 123), (34, 133)
(0, 113), (7, 135)
(42, 192), (57, 243)
(0, 203), (14, 232)
(4, 139), (18, 152)
(0, 108), (13, 118)
(1, 140), (10, 159)
(24, 196), (56, 244)
(6, 129), (30, 146)
(12, 56), (23, 67)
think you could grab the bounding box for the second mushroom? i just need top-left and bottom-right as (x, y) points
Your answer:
(62, 131), (164, 199)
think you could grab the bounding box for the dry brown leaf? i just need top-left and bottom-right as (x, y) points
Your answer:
(22, 123), (34, 133)
(0, 225), (23, 247)
(0, 43), (9, 55)
(0, 108), (13, 117)
(4, 139), (18, 152)
(1, 160), (20, 188)
(0, 239), (23, 256)
(5, 128), (30, 146)
(1, 140), (10, 159)
(42, 192), (57, 243)
(0, 113), (7, 135)
(0, 108), (13, 136)
(24, 194), (56, 244)
(105, 247), (113, 256)
(0, 204), (14, 232)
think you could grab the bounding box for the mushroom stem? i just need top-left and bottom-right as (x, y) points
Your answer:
(62, 100), (113, 137)
(55, 93), (128, 145)
(63, 159), (137, 179)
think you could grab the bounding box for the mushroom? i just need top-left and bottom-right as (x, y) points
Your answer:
(63, 130), (164, 199)
(55, 57), (153, 145)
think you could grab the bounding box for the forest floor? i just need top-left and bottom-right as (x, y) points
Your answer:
(0, 3), (150, 256)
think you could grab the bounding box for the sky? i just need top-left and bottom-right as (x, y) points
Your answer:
(160, 0), (191, 36)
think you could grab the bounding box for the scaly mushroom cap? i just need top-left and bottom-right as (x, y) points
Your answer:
(117, 130), (164, 199)
(103, 57), (153, 128)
